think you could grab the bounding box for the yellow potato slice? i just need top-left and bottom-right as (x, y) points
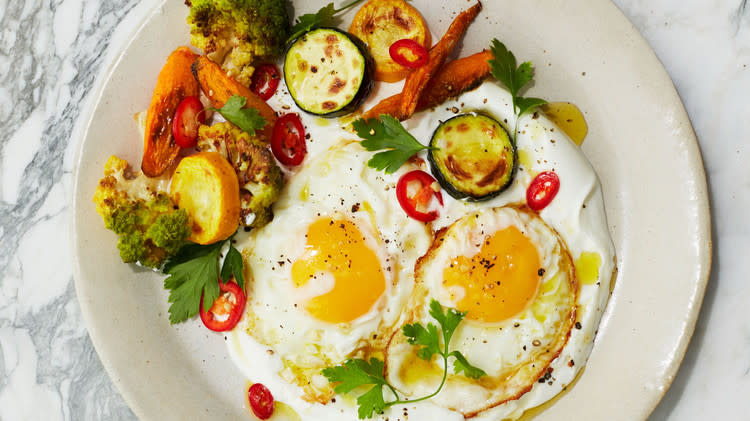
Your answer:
(349, 0), (431, 83)
(170, 152), (240, 245)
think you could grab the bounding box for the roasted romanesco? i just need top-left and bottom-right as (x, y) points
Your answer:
(196, 122), (284, 229)
(94, 156), (191, 268)
(186, 0), (289, 87)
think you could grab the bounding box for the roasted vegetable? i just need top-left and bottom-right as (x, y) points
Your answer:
(185, 0), (289, 87)
(349, 0), (431, 82)
(196, 122), (284, 229)
(170, 152), (241, 245)
(284, 28), (374, 117)
(362, 50), (493, 120)
(399, 2), (481, 119)
(192, 55), (276, 139)
(94, 156), (191, 268)
(142, 47), (200, 177)
(428, 113), (515, 200)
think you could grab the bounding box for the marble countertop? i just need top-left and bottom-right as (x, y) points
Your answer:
(0, 0), (746, 419)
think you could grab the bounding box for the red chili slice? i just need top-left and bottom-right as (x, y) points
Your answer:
(389, 39), (429, 69)
(172, 96), (205, 148)
(526, 171), (560, 211)
(248, 383), (274, 420)
(271, 113), (307, 166)
(199, 279), (246, 332)
(396, 170), (444, 222)
(250, 63), (281, 101)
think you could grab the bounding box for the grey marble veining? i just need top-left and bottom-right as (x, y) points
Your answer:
(1, 0), (748, 420)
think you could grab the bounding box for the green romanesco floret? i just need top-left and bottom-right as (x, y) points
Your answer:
(186, 0), (289, 86)
(196, 122), (284, 229)
(147, 211), (192, 255)
(94, 156), (192, 269)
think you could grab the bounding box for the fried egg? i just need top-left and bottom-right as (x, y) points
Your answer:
(226, 79), (616, 421)
(232, 139), (432, 403)
(386, 206), (577, 417)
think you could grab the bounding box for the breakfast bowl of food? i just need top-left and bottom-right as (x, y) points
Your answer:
(71, 0), (711, 420)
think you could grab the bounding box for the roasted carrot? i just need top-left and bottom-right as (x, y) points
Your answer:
(191, 55), (276, 140)
(141, 46), (199, 177)
(363, 50), (493, 120)
(363, 95), (405, 121)
(398, 2), (482, 119)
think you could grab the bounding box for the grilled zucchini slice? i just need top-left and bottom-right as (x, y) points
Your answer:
(284, 28), (374, 117)
(428, 113), (515, 200)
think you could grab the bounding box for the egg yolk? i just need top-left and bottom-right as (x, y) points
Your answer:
(291, 217), (386, 323)
(443, 225), (541, 323)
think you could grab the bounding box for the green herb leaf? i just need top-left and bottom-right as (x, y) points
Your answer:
(353, 115), (431, 174)
(162, 235), (245, 324)
(322, 358), (387, 394)
(220, 242), (245, 292)
(427, 299), (464, 346)
(322, 358), (390, 419)
(214, 95), (266, 135)
(288, 0), (367, 42)
(489, 39), (547, 117)
(322, 300), (486, 419)
(402, 322), (441, 361)
(516, 97), (547, 119)
(162, 241), (224, 323)
(288, 6), (333, 42)
(449, 350), (487, 379)
(356, 383), (387, 419)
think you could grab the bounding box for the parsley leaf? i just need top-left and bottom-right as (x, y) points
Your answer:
(489, 39), (547, 118)
(353, 115), (432, 174)
(220, 242), (245, 292)
(212, 95), (266, 135)
(449, 350), (487, 379)
(288, 0), (367, 42)
(162, 235), (245, 324)
(322, 358), (387, 394)
(427, 298), (464, 346)
(402, 322), (441, 361)
(516, 96), (548, 119)
(322, 300), (486, 419)
(162, 241), (223, 323)
(321, 358), (392, 419)
(356, 383), (387, 419)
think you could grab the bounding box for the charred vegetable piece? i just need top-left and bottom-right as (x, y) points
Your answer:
(284, 28), (374, 117)
(142, 47), (200, 177)
(185, 0), (289, 87)
(170, 152), (240, 245)
(93, 156), (191, 268)
(399, 2), (481, 119)
(362, 50), (493, 121)
(196, 122), (284, 229)
(428, 113), (515, 200)
(349, 0), (431, 82)
(191, 55), (276, 139)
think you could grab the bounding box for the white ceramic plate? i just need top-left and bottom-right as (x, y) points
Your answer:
(71, 0), (711, 420)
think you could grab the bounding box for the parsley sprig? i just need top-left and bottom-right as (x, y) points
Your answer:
(162, 235), (245, 324)
(488, 39), (547, 129)
(353, 115), (433, 174)
(288, 0), (367, 42)
(209, 95), (266, 136)
(322, 300), (486, 419)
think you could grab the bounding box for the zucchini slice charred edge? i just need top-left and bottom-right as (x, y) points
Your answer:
(428, 113), (515, 201)
(283, 28), (374, 118)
